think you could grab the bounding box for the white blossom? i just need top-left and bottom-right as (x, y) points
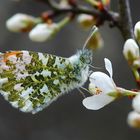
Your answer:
(6, 13), (35, 32)
(29, 23), (58, 42)
(123, 39), (140, 61)
(83, 58), (117, 110)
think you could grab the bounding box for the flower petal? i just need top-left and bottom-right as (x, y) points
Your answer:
(132, 94), (140, 113)
(6, 13), (35, 32)
(104, 58), (113, 78)
(82, 93), (114, 110)
(29, 23), (57, 42)
(89, 72), (116, 94)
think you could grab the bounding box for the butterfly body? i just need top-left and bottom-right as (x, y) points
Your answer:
(0, 49), (92, 113)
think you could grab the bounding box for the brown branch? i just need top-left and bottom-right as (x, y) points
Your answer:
(118, 0), (134, 40)
(36, 0), (119, 27)
(118, 0), (140, 88)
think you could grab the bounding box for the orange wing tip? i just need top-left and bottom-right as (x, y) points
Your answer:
(3, 51), (22, 62)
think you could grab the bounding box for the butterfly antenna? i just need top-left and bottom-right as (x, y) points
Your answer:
(83, 26), (98, 50)
(89, 64), (103, 70)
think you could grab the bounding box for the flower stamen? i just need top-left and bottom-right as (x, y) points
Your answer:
(95, 87), (102, 95)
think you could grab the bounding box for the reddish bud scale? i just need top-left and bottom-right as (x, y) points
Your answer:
(128, 95), (136, 100)
(105, 0), (110, 5)
(21, 23), (35, 32)
(68, 0), (77, 7)
(136, 79), (140, 87)
(41, 11), (54, 22)
(97, 2), (104, 11)
(132, 89), (140, 92)
(97, 0), (111, 11)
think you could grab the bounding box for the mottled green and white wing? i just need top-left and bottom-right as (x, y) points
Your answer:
(0, 51), (77, 114)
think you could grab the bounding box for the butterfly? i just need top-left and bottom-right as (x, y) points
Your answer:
(0, 26), (97, 114)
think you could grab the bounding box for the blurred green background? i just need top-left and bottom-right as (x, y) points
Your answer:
(0, 0), (140, 140)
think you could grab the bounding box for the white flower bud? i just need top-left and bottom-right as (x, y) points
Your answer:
(134, 21), (140, 45)
(132, 94), (140, 113)
(59, 0), (71, 8)
(87, 32), (104, 50)
(29, 23), (58, 42)
(6, 13), (35, 32)
(77, 14), (95, 29)
(127, 111), (140, 128)
(123, 39), (140, 61)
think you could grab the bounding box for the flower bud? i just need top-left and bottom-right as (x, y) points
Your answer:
(59, 0), (71, 8)
(29, 23), (58, 42)
(6, 13), (36, 32)
(134, 21), (140, 45)
(29, 16), (70, 42)
(77, 14), (96, 29)
(127, 111), (140, 128)
(123, 39), (140, 62)
(132, 94), (140, 113)
(87, 32), (104, 50)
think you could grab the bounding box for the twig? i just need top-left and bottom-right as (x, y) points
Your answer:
(118, 0), (140, 88)
(36, 0), (119, 27)
(118, 0), (134, 40)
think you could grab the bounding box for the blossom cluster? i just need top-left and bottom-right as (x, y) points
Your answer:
(82, 21), (140, 129)
(6, 0), (109, 50)
(6, 12), (103, 49)
(124, 21), (140, 128)
(6, 13), (71, 42)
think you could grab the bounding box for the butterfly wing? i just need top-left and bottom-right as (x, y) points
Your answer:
(0, 51), (77, 114)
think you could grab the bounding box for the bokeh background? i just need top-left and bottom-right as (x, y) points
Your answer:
(0, 0), (140, 140)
